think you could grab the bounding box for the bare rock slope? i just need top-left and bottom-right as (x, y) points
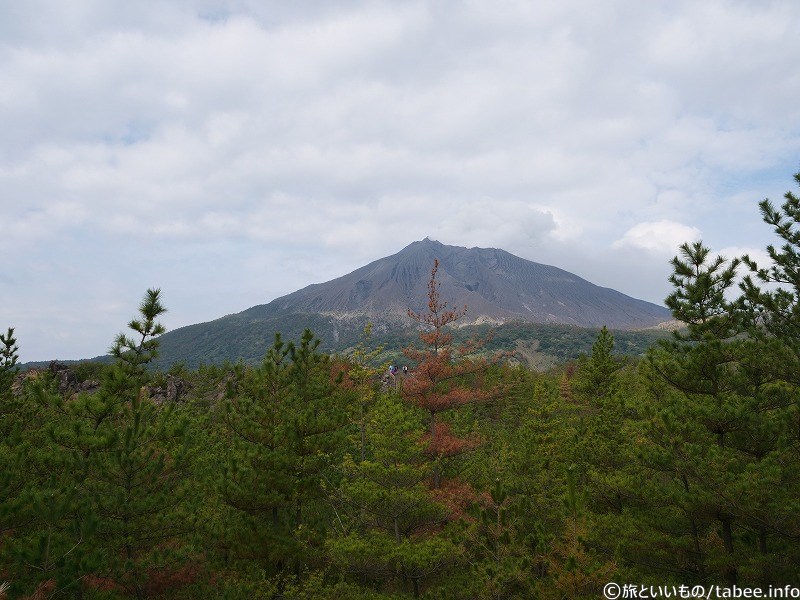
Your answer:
(252, 238), (670, 329)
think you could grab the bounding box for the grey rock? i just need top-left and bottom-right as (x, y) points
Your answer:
(246, 238), (670, 329)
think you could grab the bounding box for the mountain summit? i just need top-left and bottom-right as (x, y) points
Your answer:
(249, 238), (670, 329)
(152, 239), (671, 368)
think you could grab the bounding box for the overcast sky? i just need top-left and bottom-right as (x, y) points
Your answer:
(3, 0), (800, 362)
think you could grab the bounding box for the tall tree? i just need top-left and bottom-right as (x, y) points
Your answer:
(22, 289), (194, 599)
(537, 465), (616, 600)
(403, 259), (490, 491)
(345, 323), (387, 464)
(327, 394), (453, 598)
(737, 172), (800, 580)
(0, 327), (37, 595)
(0, 328), (18, 396)
(222, 330), (352, 585)
(571, 327), (636, 564)
(641, 237), (800, 584)
(461, 477), (545, 600)
(572, 326), (621, 404)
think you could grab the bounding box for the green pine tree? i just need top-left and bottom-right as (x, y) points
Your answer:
(19, 289), (194, 599)
(640, 237), (799, 585)
(327, 394), (455, 598)
(0, 328), (19, 396)
(222, 330), (353, 586)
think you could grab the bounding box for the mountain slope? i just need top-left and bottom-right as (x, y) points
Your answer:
(247, 238), (668, 327)
(153, 239), (671, 368)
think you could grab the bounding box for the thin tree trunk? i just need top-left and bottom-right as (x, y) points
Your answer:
(681, 475), (706, 581)
(430, 410), (440, 489)
(759, 526), (769, 586)
(360, 403), (366, 463)
(719, 515), (737, 585)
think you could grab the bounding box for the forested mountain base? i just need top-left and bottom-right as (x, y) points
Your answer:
(3, 176), (800, 597)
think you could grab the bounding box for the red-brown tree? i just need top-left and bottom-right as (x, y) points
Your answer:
(403, 259), (494, 492)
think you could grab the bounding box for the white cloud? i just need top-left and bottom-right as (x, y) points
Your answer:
(613, 220), (702, 254)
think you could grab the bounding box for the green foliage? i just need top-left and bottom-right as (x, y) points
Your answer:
(346, 323), (389, 463)
(667, 242), (740, 337)
(328, 394), (455, 597)
(221, 329), (354, 582)
(149, 308), (669, 372)
(462, 478), (546, 599)
(638, 229), (800, 585)
(1, 289), (196, 599)
(0, 327), (19, 396)
(572, 326), (622, 402)
(111, 288), (167, 374)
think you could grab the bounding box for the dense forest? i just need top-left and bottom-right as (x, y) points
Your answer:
(3, 175), (800, 598)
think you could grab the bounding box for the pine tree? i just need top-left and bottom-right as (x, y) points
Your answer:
(736, 172), (800, 580)
(0, 328), (19, 396)
(572, 326), (620, 404)
(571, 326), (637, 567)
(0, 326), (90, 598)
(345, 323), (387, 464)
(641, 238), (800, 584)
(403, 259), (490, 492)
(222, 330), (352, 584)
(647, 243), (745, 584)
(0, 327), (37, 595)
(327, 394), (454, 598)
(21, 289), (194, 599)
(538, 465), (615, 600)
(462, 477), (545, 599)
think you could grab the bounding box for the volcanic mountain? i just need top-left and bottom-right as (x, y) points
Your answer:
(153, 238), (671, 368)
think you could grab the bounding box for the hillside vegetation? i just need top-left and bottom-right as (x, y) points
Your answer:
(147, 317), (671, 371)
